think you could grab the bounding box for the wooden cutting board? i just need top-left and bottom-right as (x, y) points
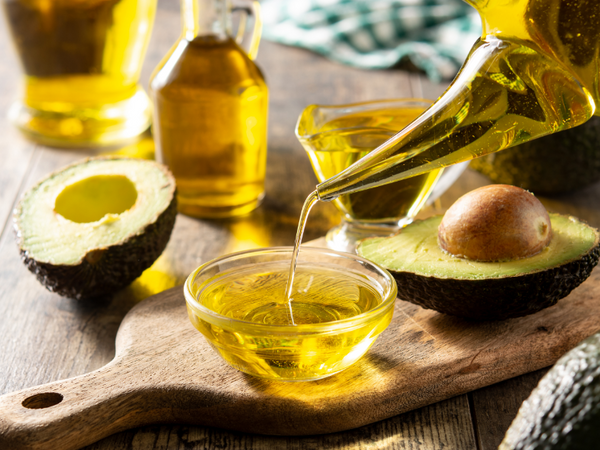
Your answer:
(1, 252), (600, 450)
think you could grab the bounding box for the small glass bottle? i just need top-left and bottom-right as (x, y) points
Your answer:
(150, 0), (268, 218)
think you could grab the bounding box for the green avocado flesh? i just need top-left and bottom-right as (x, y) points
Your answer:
(358, 214), (600, 320)
(359, 215), (597, 279)
(500, 331), (600, 449)
(14, 157), (177, 299)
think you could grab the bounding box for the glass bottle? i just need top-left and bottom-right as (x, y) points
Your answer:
(150, 0), (268, 219)
(316, 0), (599, 201)
(3, 0), (156, 148)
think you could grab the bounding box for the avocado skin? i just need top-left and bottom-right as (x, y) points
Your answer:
(500, 331), (600, 449)
(19, 194), (177, 300)
(391, 243), (600, 321)
(471, 116), (600, 195)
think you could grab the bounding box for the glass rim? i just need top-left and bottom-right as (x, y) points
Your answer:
(295, 97), (434, 141)
(184, 246), (398, 334)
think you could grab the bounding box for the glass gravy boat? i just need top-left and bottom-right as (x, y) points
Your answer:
(315, 0), (600, 202)
(297, 99), (468, 252)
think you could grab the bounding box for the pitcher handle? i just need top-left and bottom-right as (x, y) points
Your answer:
(232, 0), (262, 60)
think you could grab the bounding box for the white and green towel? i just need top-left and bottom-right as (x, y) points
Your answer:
(261, 0), (482, 82)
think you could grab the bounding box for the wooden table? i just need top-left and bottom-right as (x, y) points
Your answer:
(1, 1), (600, 449)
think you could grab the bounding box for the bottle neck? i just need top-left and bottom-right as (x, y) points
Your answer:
(181, 0), (231, 41)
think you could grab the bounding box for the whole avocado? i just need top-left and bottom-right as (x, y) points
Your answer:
(500, 331), (600, 449)
(471, 116), (600, 195)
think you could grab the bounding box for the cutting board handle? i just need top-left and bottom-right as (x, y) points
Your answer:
(0, 357), (160, 450)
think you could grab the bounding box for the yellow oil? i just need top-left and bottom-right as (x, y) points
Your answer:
(201, 264), (381, 324)
(150, 35), (269, 218)
(188, 261), (391, 380)
(3, 0), (156, 146)
(304, 107), (442, 222)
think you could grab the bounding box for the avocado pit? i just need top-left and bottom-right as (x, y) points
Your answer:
(438, 185), (552, 262)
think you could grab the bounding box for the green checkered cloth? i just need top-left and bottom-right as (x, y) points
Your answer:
(261, 0), (482, 82)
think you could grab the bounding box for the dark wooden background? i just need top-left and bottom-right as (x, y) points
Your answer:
(1, 0), (600, 448)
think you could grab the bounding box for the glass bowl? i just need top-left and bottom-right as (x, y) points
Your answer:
(184, 247), (397, 382)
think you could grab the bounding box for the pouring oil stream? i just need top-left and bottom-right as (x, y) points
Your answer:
(284, 190), (319, 325)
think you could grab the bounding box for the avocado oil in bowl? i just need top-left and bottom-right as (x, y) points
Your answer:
(184, 247), (397, 381)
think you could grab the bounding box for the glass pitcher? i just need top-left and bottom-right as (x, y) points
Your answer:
(3, 0), (156, 147)
(149, 0), (268, 219)
(316, 0), (599, 202)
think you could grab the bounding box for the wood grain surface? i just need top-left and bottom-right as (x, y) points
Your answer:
(1, 259), (599, 449)
(0, 0), (599, 449)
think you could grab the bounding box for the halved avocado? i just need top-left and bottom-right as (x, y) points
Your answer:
(357, 214), (600, 320)
(14, 156), (177, 300)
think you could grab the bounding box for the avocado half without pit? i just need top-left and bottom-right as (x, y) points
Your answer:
(14, 157), (177, 300)
(357, 185), (600, 320)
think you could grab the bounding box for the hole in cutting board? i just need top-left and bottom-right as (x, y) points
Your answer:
(22, 392), (64, 409)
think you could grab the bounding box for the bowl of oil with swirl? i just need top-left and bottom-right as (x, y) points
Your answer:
(184, 247), (397, 381)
